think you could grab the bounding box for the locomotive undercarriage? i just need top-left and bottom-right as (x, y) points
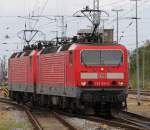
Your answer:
(80, 88), (127, 116)
(9, 87), (127, 117)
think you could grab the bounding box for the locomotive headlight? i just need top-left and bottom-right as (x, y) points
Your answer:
(118, 82), (124, 86)
(81, 81), (86, 87)
(101, 67), (104, 71)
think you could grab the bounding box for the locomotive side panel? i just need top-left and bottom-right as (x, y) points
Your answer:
(36, 51), (80, 97)
(8, 56), (34, 92)
(66, 51), (76, 87)
(38, 53), (65, 85)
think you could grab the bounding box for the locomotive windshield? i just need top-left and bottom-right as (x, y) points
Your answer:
(81, 50), (123, 66)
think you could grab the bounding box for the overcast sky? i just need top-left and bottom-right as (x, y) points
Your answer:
(0, 0), (150, 58)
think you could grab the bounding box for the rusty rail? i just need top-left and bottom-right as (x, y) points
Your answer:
(128, 89), (150, 96)
(1, 97), (150, 130)
(24, 106), (43, 130)
(113, 111), (150, 130)
(56, 110), (149, 130)
(0, 97), (43, 130)
(53, 112), (78, 130)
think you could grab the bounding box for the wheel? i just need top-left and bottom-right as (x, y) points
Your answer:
(16, 93), (21, 104)
(94, 102), (111, 118)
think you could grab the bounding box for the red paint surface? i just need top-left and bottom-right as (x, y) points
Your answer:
(8, 43), (128, 90)
(32, 50), (38, 85)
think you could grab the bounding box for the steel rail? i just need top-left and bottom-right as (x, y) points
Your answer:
(24, 106), (43, 130)
(1, 97), (150, 130)
(83, 116), (144, 130)
(55, 110), (145, 130)
(128, 89), (150, 101)
(129, 89), (150, 92)
(0, 97), (78, 130)
(129, 97), (150, 102)
(128, 90), (150, 96)
(121, 111), (150, 122)
(0, 97), (43, 130)
(113, 111), (150, 130)
(53, 112), (78, 130)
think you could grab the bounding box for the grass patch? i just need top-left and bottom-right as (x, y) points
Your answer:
(0, 119), (31, 130)
(0, 112), (32, 130)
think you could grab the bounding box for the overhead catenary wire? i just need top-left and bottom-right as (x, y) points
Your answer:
(0, 0), (149, 58)
(0, 1), (149, 39)
(32, 0), (49, 30)
(105, 0), (150, 45)
(105, 0), (150, 27)
(120, 0), (149, 18)
(119, 20), (134, 41)
(16, 0), (49, 44)
(101, 0), (128, 7)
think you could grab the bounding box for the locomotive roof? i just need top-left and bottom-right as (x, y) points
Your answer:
(10, 42), (127, 59)
(75, 42), (122, 46)
(68, 42), (127, 50)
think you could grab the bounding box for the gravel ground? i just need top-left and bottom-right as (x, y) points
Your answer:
(127, 94), (150, 118)
(0, 92), (149, 130)
(62, 115), (125, 130)
(0, 102), (33, 130)
(33, 112), (69, 130)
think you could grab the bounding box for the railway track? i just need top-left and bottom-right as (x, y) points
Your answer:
(0, 97), (150, 130)
(128, 89), (150, 96)
(31, 110), (78, 130)
(0, 97), (78, 130)
(0, 97), (42, 130)
(128, 89), (150, 102)
(112, 111), (150, 130)
(56, 109), (150, 130)
(78, 116), (146, 130)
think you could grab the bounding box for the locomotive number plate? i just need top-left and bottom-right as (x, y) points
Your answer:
(99, 73), (107, 79)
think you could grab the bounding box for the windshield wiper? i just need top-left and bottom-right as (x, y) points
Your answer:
(81, 56), (87, 67)
(82, 60), (87, 67)
(116, 61), (122, 67)
(117, 57), (123, 66)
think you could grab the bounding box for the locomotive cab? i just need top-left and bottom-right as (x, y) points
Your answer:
(71, 43), (128, 112)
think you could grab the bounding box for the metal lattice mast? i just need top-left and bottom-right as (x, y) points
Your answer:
(131, 0), (141, 106)
(61, 16), (65, 38)
(112, 9), (123, 44)
(93, 0), (100, 27)
(73, 0), (108, 38)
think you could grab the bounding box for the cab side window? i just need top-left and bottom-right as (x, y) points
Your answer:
(69, 51), (73, 64)
(29, 56), (32, 66)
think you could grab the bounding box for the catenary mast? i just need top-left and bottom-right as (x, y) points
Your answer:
(93, 0), (100, 27)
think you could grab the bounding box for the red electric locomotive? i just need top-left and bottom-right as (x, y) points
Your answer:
(8, 37), (128, 115)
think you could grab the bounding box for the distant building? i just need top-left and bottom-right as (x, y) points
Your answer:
(77, 28), (114, 43)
